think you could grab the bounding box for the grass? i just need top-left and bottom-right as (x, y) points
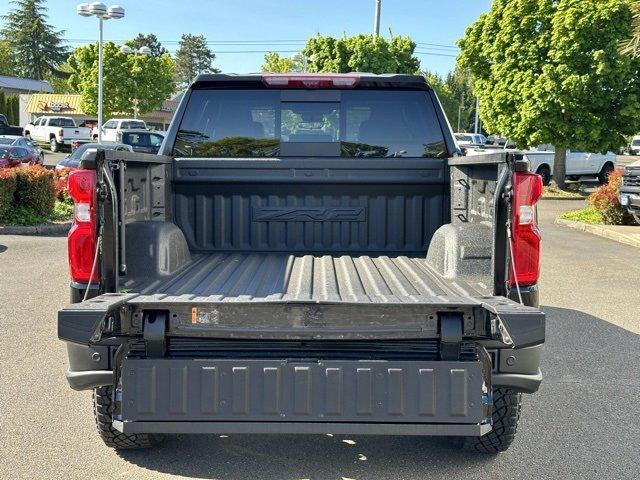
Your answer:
(543, 185), (588, 199)
(0, 200), (73, 226)
(559, 206), (604, 225)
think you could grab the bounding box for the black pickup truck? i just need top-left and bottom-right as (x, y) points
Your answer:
(58, 73), (545, 454)
(0, 113), (23, 136)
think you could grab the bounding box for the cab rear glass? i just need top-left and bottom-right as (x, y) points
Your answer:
(172, 89), (447, 158)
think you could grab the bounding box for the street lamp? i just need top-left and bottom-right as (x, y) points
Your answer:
(120, 45), (151, 119)
(76, 2), (125, 143)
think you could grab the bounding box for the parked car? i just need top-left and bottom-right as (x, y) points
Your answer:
(94, 118), (148, 142)
(0, 135), (45, 163)
(117, 129), (164, 154)
(620, 159), (640, 225)
(55, 142), (133, 171)
(523, 146), (616, 185)
(58, 73), (545, 454)
(24, 116), (92, 152)
(455, 133), (487, 146)
(0, 113), (23, 136)
(630, 136), (640, 156)
(0, 144), (42, 168)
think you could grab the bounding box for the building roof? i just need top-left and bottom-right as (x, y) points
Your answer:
(0, 75), (53, 93)
(26, 94), (84, 115)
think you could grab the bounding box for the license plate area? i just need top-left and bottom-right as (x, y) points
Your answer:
(120, 358), (487, 424)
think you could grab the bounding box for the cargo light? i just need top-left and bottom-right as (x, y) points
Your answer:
(67, 169), (99, 284)
(261, 74), (360, 89)
(508, 171), (543, 289)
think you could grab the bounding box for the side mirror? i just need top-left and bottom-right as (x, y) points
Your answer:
(459, 147), (468, 157)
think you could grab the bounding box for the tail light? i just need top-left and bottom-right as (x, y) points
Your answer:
(67, 169), (98, 283)
(508, 171), (543, 288)
(58, 128), (64, 139)
(261, 74), (360, 89)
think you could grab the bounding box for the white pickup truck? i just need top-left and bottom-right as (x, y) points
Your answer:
(24, 116), (92, 152)
(524, 146), (616, 185)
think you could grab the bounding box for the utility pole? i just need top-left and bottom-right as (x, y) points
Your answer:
(474, 97), (480, 134)
(457, 93), (465, 132)
(373, 0), (382, 38)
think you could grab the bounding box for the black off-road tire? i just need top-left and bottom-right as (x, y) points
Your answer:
(457, 388), (522, 454)
(93, 385), (164, 449)
(598, 163), (614, 184)
(537, 166), (551, 186)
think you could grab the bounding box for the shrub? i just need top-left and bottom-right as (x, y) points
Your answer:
(0, 168), (17, 219)
(53, 167), (72, 203)
(14, 165), (56, 217)
(588, 169), (634, 225)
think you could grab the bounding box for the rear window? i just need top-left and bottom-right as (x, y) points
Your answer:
(49, 118), (76, 127)
(120, 121), (146, 129)
(173, 89), (446, 158)
(632, 139), (640, 146)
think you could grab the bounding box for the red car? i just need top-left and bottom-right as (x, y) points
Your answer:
(0, 145), (43, 168)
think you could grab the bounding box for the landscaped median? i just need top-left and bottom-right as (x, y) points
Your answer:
(554, 170), (640, 248)
(0, 166), (73, 235)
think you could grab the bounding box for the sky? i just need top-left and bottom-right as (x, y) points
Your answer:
(1, 0), (492, 76)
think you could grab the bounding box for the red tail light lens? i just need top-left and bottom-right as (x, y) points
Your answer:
(58, 128), (64, 138)
(261, 74), (360, 89)
(67, 169), (98, 283)
(508, 171), (543, 288)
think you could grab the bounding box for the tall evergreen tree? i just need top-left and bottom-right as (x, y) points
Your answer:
(174, 34), (219, 88)
(1, 0), (68, 80)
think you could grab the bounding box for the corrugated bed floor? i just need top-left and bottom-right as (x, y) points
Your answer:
(133, 253), (475, 303)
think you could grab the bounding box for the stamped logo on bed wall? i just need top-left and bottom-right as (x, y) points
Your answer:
(252, 207), (367, 222)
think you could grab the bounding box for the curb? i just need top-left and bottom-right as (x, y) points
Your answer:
(554, 218), (640, 249)
(541, 196), (588, 202)
(0, 222), (71, 236)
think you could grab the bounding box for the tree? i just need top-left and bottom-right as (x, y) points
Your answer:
(0, 0), (68, 80)
(0, 39), (17, 76)
(174, 34), (219, 88)
(262, 34), (420, 75)
(125, 33), (168, 58)
(621, 1), (640, 56)
(68, 42), (176, 120)
(262, 52), (302, 73)
(459, 0), (640, 188)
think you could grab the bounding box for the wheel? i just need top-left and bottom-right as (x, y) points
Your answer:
(537, 166), (551, 186)
(598, 163), (614, 184)
(50, 137), (59, 152)
(456, 388), (522, 454)
(93, 385), (164, 449)
(632, 210), (640, 226)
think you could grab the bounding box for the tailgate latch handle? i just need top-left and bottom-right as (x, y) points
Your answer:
(439, 313), (463, 361)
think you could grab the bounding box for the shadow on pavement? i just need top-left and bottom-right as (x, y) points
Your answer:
(117, 306), (639, 480)
(0, 244), (7, 253)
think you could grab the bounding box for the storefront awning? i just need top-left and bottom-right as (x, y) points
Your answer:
(26, 94), (84, 115)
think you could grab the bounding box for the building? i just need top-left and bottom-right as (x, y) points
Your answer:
(0, 75), (53, 96)
(18, 93), (178, 130)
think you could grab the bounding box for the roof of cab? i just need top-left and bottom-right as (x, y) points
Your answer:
(190, 73), (431, 90)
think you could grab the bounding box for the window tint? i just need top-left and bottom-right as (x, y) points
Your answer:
(120, 121), (146, 129)
(632, 139), (640, 146)
(0, 137), (14, 145)
(173, 89), (446, 158)
(49, 118), (75, 127)
(455, 134), (472, 142)
(10, 147), (27, 158)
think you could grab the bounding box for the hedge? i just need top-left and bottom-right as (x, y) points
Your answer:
(0, 168), (17, 218)
(13, 166), (56, 217)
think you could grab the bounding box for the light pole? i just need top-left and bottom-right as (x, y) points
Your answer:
(76, 2), (125, 144)
(373, 0), (382, 38)
(120, 45), (151, 119)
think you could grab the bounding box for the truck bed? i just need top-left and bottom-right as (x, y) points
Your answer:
(128, 252), (480, 304)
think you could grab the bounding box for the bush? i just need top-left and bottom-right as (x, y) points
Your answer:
(0, 168), (17, 219)
(588, 169), (634, 225)
(14, 165), (55, 217)
(54, 167), (72, 202)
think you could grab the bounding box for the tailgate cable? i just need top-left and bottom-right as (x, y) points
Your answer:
(82, 228), (103, 302)
(506, 221), (524, 305)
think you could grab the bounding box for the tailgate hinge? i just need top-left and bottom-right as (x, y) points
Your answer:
(143, 312), (167, 357)
(439, 313), (463, 361)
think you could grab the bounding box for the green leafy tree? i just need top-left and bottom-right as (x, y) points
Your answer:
(174, 34), (219, 88)
(0, 91), (6, 118)
(0, 0), (68, 80)
(262, 34), (420, 75)
(621, 1), (640, 56)
(459, 0), (640, 188)
(262, 52), (304, 73)
(68, 42), (176, 120)
(125, 33), (168, 58)
(0, 39), (17, 76)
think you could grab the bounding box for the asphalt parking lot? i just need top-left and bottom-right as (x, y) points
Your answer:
(0, 200), (639, 480)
